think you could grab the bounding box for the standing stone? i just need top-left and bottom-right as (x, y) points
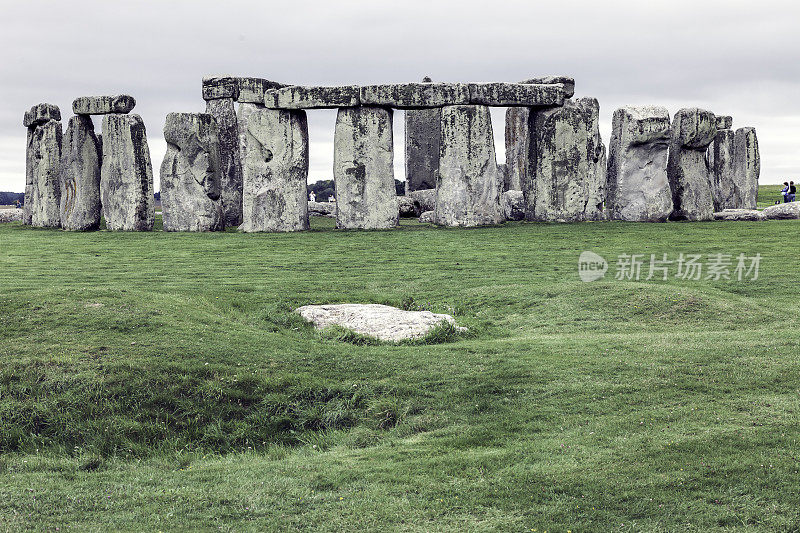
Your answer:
(29, 119), (63, 228)
(161, 113), (224, 232)
(237, 102), (263, 171)
(504, 107), (529, 191)
(607, 106), (673, 222)
(241, 107), (309, 232)
(667, 108), (716, 221)
(733, 127), (760, 210)
(524, 105), (589, 222)
(708, 128), (736, 210)
(405, 78), (441, 193)
(570, 98), (607, 220)
(334, 106), (398, 229)
(23, 128), (34, 224)
(435, 105), (503, 227)
(100, 114), (155, 231)
(59, 116), (102, 230)
(205, 98), (243, 227)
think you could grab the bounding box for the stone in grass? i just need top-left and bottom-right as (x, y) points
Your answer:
(762, 202), (800, 220)
(712, 209), (765, 221)
(418, 210), (435, 223)
(295, 303), (466, 342)
(0, 210), (24, 223)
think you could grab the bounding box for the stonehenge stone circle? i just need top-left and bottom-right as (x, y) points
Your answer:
(205, 98), (243, 227)
(264, 86), (361, 109)
(333, 106), (398, 230)
(708, 127), (736, 210)
(160, 113), (224, 232)
(733, 127), (760, 210)
(27, 116), (63, 228)
(524, 105), (590, 222)
(607, 106), (673, 222)
(241, 107), (310, 232)
(504, 107), (529, 192)
(435, 105), (503, 226)
(404, 78), (441, 193)
(667, 108), (716, 221)
(59, 115), (102, 231)
(571, 98), (607, 220)
(100, 114), (155, 231)
(72, 95), (136, 115)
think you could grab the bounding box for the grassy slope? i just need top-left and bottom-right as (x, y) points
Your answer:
(1, 207), (799, 531)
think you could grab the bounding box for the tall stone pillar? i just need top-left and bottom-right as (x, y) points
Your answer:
(524, 105), (589, 222)
(241, 107), (309, 232)
(733, 127), (760, 210)
(100, 114), (155, 231)
(161, 113), (224, 232)
(708, 115), (735, 210)
(404, 77), (440, 193)
(23, 104), (62, 228)
(60, 116), (102, 230)
(334, 106), (398, 229)
(607, 106), (673, 222)
(435, 105), (503, 227)
(504, 107), (529, 191)
(570, 98), (607, 220)
(205, 92), (243, 227)
(667, 108), (716, 221)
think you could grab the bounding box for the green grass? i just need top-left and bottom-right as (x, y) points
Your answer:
(1, 193), (799, 531)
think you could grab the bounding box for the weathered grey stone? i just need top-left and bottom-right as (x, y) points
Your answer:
(295, 303), (466, 342)
(404, 100), (441, 192)
(202, 76), (238, 100)
(708, 129), (736, 210)
(715, 115), (733, 130)
(264, 86), (360, 109)
(23, 103), (61, 128)
(733, 127), (760, 210)
(606, 106), (673, 222)
(72, 95), (136, 115)
(23, 128), (34, 224)
(571, 97), (607, 220)
(504, 107), (529, 191)
(59, 116), (101, 230)
(468, 83), (566, 107)
(241, 107), (309, 232)
(398, 195), (416, 217)
(713, 208), (765, 221)
(235, 77), (287, 104)
(236, 102), (262, 175)
(334, 106), (398, 229)
(519, 76), (575, 98)
(206, 98), (243, 227)
(360, 83), (470, 109)
(160, 113), (224, 232)
(100, 114), (155, 231)
(435, 105), (503, 226)
(667, 108), (716, 221)
(763, 201), (800, 220)
(502, 190), (525, 221)
(0, 209), (23, 223)
(28, 119), (62, 227)
(408, 188), (437, 215)
(419, 210), (435, 223)
(308, 201), (336, 217)
(524, 105), (589, 222)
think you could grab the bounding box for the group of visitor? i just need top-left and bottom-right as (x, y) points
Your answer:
(781, 181), (796, 203)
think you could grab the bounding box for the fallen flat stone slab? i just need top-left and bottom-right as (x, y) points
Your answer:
(519, 76), (575, 98)
(23, 103), (61, 128)
(73, 95), (136, 115)
(715, 115), (733, 130)
(419, 210), (435, 223)
(712, 209), (765, 221)
(202, 76), (238, 100)
(295, 303), (466, 342)
(360, 83), (470, 108)
(468, 83), (566, 107)
(308, 201), (336, 217)
(0, 209), (23, 223)
(236, 77), (288, 103)
(264, 85), (360, 109)
(762, 202), (800, 220)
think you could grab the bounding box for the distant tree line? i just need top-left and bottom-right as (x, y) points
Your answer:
(307, 180), (405, 201)
(0, 192), (24, 205)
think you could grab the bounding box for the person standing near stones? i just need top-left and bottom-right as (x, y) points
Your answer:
(781, 182), (790, 203)
(789, 181), (797, 202)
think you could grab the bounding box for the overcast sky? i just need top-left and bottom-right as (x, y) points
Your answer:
(1, 0), (798, 192)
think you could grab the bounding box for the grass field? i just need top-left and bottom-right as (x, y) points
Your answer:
(1, 193), (799, 531)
